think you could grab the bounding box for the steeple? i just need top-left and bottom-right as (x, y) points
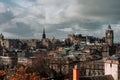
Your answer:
(42, 27), (46, 39)
(108, 24), (111, 29)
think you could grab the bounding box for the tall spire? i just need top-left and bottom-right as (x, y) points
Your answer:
(42, 27), (46, 39)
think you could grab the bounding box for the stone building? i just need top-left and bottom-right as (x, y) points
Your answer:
(105, 58), (120, 80)
(66, 25), (115, 58)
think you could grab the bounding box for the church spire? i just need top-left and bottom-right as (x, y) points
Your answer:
(108, 24), (111, 29)
(42, 27), (46, 39)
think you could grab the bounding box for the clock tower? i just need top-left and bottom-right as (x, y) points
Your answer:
(105, 25), (114, 46)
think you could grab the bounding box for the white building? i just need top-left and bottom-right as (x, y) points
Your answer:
(105, 59), (119, 80)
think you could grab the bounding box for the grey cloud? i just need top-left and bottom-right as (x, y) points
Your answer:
(0, 11), (14, 24)
(0, 0), (120, 42)
(77, 0), (120, 22)
(3, 22), (34, 37)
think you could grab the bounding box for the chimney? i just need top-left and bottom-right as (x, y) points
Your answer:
(73, 65), (79, 80)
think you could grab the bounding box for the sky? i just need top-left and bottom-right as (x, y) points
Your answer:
(0, 0), (120, 42)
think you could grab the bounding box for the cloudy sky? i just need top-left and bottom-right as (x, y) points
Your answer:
(0, 0), (120, 42)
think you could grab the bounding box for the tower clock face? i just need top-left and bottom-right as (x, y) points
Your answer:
(107, 33), (110, 36)
(108, 33), (110, 36)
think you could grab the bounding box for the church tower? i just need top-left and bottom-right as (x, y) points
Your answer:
(105, 25), (114, 46)
(0, 33), (4, 46)
(42, 28), (46, 39)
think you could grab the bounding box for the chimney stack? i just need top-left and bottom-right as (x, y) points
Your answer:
(73, 65), (79, 80)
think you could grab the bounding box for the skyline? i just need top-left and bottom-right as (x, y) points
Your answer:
(0, 0), (120, 42)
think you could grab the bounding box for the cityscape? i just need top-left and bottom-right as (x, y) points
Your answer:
(0, 0), (120, 80)
(0, 25), (119, 80)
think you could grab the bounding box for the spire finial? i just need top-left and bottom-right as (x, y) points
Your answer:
(108, 24), (111, 29)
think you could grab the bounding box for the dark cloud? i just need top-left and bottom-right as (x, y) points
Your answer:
(0, 11), (14, 24)
(0, 0), (120, 42)
(3, 22), (34, 37)
(78, 0), (120, 22)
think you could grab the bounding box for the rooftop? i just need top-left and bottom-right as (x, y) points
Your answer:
(80, 75), (114, 80)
